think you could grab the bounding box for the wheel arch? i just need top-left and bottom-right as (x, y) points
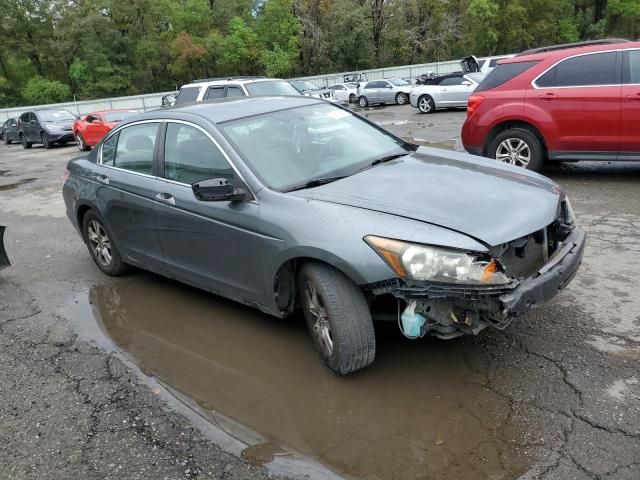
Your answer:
(483, 119), (547, 157)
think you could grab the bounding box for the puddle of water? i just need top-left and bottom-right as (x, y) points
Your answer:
(75, 273), (528, 480)
(0, 178), (36, 191)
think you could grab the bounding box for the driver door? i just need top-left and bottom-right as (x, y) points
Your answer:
(153, 121), (266, 304)
(85, 114), (108, 145)
(439, 77), (474, 106)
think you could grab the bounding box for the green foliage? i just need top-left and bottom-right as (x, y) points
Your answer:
(22, 77), (71, 104)
(0, 0), (634, 107)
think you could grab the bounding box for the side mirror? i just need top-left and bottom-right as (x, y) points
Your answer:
(192, 177), (249, 202)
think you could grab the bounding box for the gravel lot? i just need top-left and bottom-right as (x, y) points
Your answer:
(0, 105), (638, 480)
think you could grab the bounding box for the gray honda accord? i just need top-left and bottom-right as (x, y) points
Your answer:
(62, 96), (585, 375)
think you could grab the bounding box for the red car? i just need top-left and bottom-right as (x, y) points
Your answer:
(73, 110), (139, 151)
(462, 39), (640, 171)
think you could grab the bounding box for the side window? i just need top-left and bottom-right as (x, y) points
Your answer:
(205, 87), (225, 100)
(536, 52), (618, 87)
(175, 86), (201, 105)
(226, 86), (244, 97)
(101, 133), (119, 166)
(20, 113), (28, 123)
(440, 77), (465, 86)
(623, 50), (640, 84)
(164, 123), (234, 184)
(113, 123), (158, 175)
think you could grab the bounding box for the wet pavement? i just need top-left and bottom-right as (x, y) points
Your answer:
(1, 106), (639, 479)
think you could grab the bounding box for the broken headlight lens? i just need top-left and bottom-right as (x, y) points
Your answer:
(364, 236), (510, 285)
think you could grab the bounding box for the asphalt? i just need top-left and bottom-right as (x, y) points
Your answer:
(0, 105), (638, 480)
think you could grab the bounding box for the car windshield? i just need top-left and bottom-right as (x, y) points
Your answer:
(388, 78), (409, 86)
(245, 81), (300, 96)
(291, 81), (320, 92)
(38, 110), (75, 122)
(220, 103), (410, 191)
(103, 111), (138, 122)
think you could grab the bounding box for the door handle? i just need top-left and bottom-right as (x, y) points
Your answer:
(155, 192), (176, 206)
(538, 92), (558, 100)
(626, 93), (640, 101)
(94, 174), (109, 185)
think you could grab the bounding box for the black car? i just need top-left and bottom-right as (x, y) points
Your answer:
(17, 109), (76, 149)
(0, 118), (19, 144)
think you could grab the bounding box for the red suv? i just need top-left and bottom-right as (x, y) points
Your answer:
(462, 39), (640, 171)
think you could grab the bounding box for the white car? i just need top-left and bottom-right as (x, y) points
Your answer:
(461, 55), (515, 74)
(327, 83), (358, 103)
(409, 73), (485, 114)
(173, 77), (301, 105)
(356, 78), (413, 107)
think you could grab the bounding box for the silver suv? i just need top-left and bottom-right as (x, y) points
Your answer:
(172, 77), (301, 105)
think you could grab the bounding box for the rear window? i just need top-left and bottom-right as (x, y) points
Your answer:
(175, 86), (201, 104)
(245, 80), (300, 96)
(536, 52), (617, 87)
(475, 61), (539, 92)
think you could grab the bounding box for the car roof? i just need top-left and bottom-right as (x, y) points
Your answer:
(182, 77), (282, 88)
(502, 39), (639, 63)
(134, 96), (324, 125)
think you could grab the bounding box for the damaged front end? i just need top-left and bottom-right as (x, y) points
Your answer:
(0, 226), (10, 271)
(365, 207), (586, 340)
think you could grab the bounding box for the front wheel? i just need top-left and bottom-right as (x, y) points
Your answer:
(299, 263), (376, 375)
(4, 136), (11, 145)
(417, 95), (435, 114)
(20, 134), (32, 149)
(75, 132), (90, 151)
(82, 210), (129, 276)
(41, 132), (52, 149)
(349, 93), (356, 103)
(358, 96), (369, 108)
(395, 92), (408, 105)
(488, 128), (544, 171)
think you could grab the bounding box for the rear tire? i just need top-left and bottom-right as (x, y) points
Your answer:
(358, 96), (369, 108)
(417, 95), (435, 114)
(299, 262), (376, 375)
(82, 210), (129, 276)
(20, 133), (32, 149)
(395, 92), (408, 105)
(488, 128), (544, 171)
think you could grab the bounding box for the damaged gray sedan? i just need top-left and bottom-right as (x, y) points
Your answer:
(62, 96), (585, 375)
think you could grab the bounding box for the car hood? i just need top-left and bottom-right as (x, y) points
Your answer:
(45, 120), (74, 129)
(291, 148), (563, 247)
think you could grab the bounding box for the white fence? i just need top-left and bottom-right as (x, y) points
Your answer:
(0, 59), (462, 122)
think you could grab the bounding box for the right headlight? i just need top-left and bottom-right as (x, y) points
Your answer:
(365, 235), (510, 285)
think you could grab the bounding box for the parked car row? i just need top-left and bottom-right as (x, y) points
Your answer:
(0, 109), (139, 151)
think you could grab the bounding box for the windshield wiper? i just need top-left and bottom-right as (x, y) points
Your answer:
(282, 176), (348, 193)
(354, 152), (410, 174)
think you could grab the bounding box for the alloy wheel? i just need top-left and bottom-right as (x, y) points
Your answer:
(397, 93), (408, 105)
(419, 97), (432, 113)
(76, 133), (85, 151)
(305, 280), (334, 357)
(496, 138), (531, 167)
(42, 133), (50, 149)
(86, 220), (112, 268)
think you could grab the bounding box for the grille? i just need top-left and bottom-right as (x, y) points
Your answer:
(498, 235), (545, 279)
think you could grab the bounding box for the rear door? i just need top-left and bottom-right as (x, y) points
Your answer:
(363, 81), (383, 103)
(620, 49), (640, 160)
(225, 85), (245, 97)
(204, 86), (226, 101)
(528, 50), (621, 157)
(94, 121), (165, 270)
(153, 121), (265, 304)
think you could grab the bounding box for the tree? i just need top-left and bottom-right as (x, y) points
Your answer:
(22, 77), (71, 104)
(256, 0), (301, 77)
(606, 0), (640, 38)
(328, 0), (375, 71)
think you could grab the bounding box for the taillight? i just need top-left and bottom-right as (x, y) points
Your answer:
(467, 94), (484, 119)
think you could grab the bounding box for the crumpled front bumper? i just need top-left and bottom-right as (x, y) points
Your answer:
(365, 226), (586, 332)
(0, 226), (10, 270)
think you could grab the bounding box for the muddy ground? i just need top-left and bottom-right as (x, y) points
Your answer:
(0, 105), (638, 480)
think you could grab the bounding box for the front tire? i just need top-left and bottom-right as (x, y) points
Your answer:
(358, 96), (369, 108)
(41, 132), (52, 149)
(4, 136), (11, 145)
(75, 132), (90, 151)
(417, 95), (435, 114)
(395, 92), (408, 105)
(349, 93), (356, 103)
(299, 262), (376, 375)
(488, 128), (544, 171)
(82, 210), (128, 276)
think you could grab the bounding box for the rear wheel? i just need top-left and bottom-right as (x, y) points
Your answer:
(82, 210), (128, 276)
(418, 95), (435, 114)
(488, 128), (543, 171)
(20, 133), (32, 149)
(75, 132), (90, 151)
(299, 262), (376, 375)
(358, 96), (369, 108)
(395, 92), (408, 105)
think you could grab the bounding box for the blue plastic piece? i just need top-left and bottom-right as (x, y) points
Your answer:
(401, 301), (426, 338)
